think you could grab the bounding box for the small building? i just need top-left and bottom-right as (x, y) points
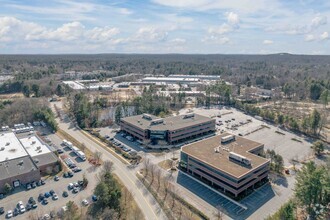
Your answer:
(120, 113), (215, 147)
(0, 131), (59, 192)
(180, 133), (270, 199)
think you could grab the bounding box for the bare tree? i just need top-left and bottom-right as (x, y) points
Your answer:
(102, 160), (114, 173)
(93, 150), (103, 164)
(150, 164), (156, 186)
(143, 158), (151, 179)
(155, 169), (162, 191)
(81, 143), (86, 153)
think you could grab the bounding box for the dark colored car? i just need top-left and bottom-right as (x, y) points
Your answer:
(73, 167), (82, 173)
(42, 199), (48, 205)
(68, 171), (74, 177)
(92, 195), (98, 202)
(38, 193), (45, 201)
(26, 203), (32, 211)
(54, 175), (59, 181)
(63, 172), (69, 178)
(13, 208), (19, 216)
(49, 190), (55, 196)
(57, 149), (64, 154)
(37, 180), (42, 186)
(28, 197), (35, 204)
(0, 207), (4, 215)
(78, 180), (84, 186)
(44, 192), (51, 198)
(69, 164), (76, 169)
(62, 191), (68, 197)
(40, 180), (45, 185)
(31, 181), (37, 188)
(0, 194), (4, 199)
(32, 203), (37, 209)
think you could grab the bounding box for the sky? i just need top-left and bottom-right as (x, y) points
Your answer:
(0, 0), (330, 54)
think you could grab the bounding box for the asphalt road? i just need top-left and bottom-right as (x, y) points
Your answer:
(53, 102), (167, 220)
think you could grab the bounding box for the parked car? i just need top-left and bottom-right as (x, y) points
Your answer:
(19, 205), (25, 213)
(42, 199), (48, 205)
(13, 208), (19, 216)
(7, 210), (13, 218)
(32, 203), (38, 209)
(28, 197), (35, 204)
(68, 183), (74, 189)
(26, 203), (32, 211)
(52, 194), (58, 200)
(40, 180), (45, 185)
(92, 195), (98, 202)
(50, 211), (56, 218)
(0, 207), (4, 215)
(69, 163), (76, 169)
(54, 175), (59, 181)
(63, 172), (69, 178)
(37, 180), (42, 186)
(49, 190), (55, 196)
(26, 183), (32, 190)
(72, 167), (82, 173)
(72, 188), (79, 194)
(68, 171), (74, 177)
(82, 199), (89, 206)
(62, 191), (68, 197)
(44, 192), (51, 198)
(57, 149), (64, 154)
(78, 180), (84, 186)
(38, 193), (45, 201)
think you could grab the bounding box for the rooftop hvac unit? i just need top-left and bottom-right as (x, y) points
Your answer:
(221, 135), (235, 143)
(34, 159), (39, 163)
(183, 113), (194, 119)
(150, 119), (164, 125)
(229, 152), (251, 166)
(18, 160), (24, 165)
(36, 146), (41, 150)
(32, 141), (36, 144)
(6, 142), (10, 146)
(142, 113), (153, 120)
(0, 147), (4, 151)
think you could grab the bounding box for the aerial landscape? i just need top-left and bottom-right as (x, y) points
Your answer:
(0, 1), (329, 220)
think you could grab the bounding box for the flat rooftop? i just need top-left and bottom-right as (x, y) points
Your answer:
(19, 136), (52, 157)
(182, 133), (269, 179)
(142, 77), (200, 82)
(62, 81), (85, 90)
(0, 156), (38, 180)
(0, 132), (28, 162)
(121, 113), (214, 131)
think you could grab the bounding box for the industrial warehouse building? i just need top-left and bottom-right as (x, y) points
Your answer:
(120, 113), (215, 147)
(0, 131), (59, 193)
(180, 133), (270, 199)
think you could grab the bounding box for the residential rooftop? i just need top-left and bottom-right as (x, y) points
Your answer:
(182, 133), (269, 179)
(121, 113), (214, 131)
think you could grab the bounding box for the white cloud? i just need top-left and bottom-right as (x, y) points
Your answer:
(170, 38), (186, 44)
(86, 27), (120, 42)
(304, 34), (315, 42)
(311, 15), (327, 29)
(134, 27), (169, 42)
(320, 31), (329, 40)
(118, 8), (133, 15)
(226, 12), (240, 26)
(263, 40), (273, 45)
(208, 23), (234, 35)
(202, 35), (230, 45)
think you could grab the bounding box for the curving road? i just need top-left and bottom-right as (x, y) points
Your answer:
(52, 102), (167, 220)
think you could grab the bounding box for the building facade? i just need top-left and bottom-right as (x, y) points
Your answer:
(120, 113), (215, 147)
(180, 133), (269, 199)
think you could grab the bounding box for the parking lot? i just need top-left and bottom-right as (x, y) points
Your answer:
(176, 172), (247, 219)
(181, 106), (314, 166)
(0, 127), (99, 220)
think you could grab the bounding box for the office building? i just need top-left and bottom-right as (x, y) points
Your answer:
(180, 133), (270, 198)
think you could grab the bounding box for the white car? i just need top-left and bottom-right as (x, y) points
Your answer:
(68, 183), (74, 189)
(52, 194), (58, 200)
(43, 214), (51, 220)
(82, 199), (89, 206)
(7, 210), (13, 218)
(19, 205), (26, 213)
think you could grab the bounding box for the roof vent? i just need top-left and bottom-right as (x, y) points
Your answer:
(142, 113), (153, 120)
(0, 147), (5, 151)
(6, 142), (10, 146)
(183, 113), (194, 119)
